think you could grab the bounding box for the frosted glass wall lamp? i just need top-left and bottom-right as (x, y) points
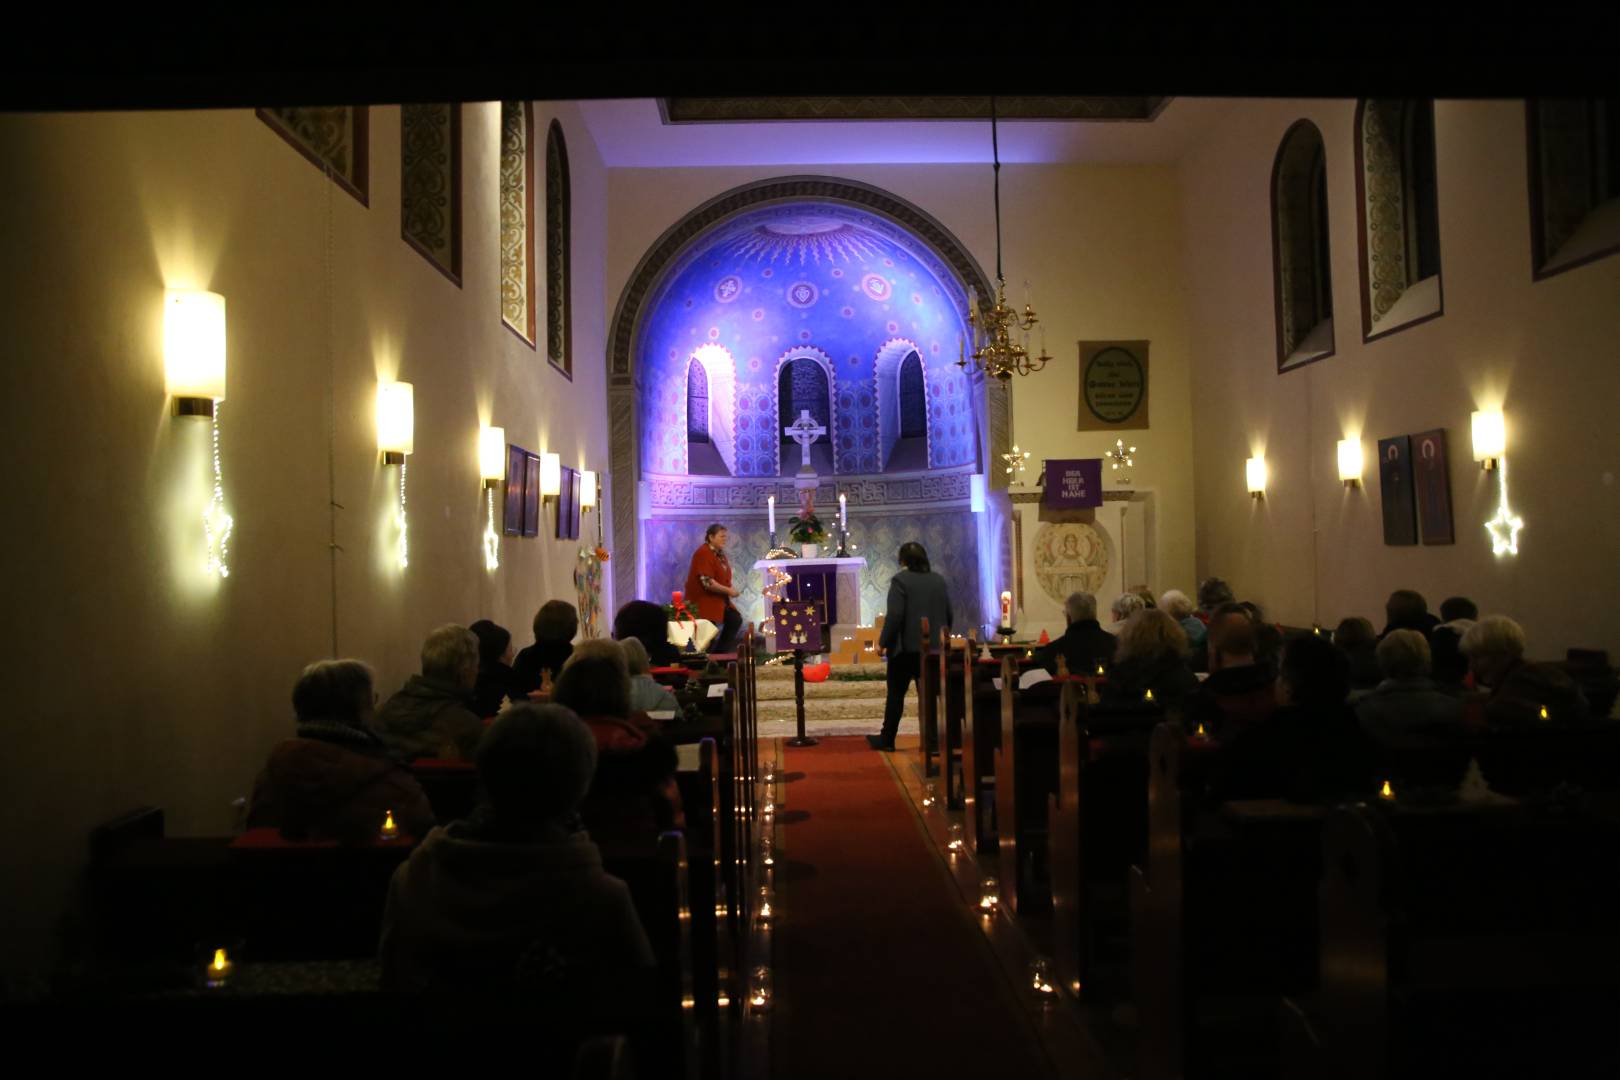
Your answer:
(164, 289), (227, 417)
(1246, 455), (1268, 499)
(1337, 438), (1363, 487)
(478, 425), (507, 489)
(581, 469), (598, 510)
(1471, 409), (1505, 471)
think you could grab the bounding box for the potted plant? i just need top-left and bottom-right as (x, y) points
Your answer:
(787, 511), (828, 559)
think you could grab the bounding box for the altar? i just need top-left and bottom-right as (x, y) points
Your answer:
(753, 556), (867, 654)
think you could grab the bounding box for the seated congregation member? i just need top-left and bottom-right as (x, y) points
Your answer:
(376, 625), (486, 762)
(380, 703), (655, 1001)
(1101, 608), (1200, 709)
(1208, 634), (1375, 805)
(870, 541), (952, 752)
(1355, 629), (1466, 742)
(1429, 596), (1478, 689)
(1159, 589), (1208, 652)
(622, 636), (680, 715)
(512, 600), (578, 698)
(1181, 610), (1275, 739)
(1461, 615), (1591, 728)
(1197, 576), (1235, 621)
(553, 640), (683, 851)
(1031, 590), (1115, 677)
(1105, 591), (1145, 635)
(1333, 616), (1383, 695)
(1379, 588), (1440, 641)
(248, 660), (435, 844)
(469, 619), (517, 718)
(614, 599), (684, 668)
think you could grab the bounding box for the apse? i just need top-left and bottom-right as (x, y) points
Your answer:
(637, 204), (978, 477)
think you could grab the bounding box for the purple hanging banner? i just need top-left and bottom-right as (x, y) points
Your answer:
(1044, 459), (1103, 509)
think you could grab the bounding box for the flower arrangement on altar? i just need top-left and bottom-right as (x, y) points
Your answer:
(787, 492), (828, 544)
(665, 590), (699, 625)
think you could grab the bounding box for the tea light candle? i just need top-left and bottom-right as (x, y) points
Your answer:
(205, 947), (234, 989)
(922, 781), (937, 807)
(1379, 780), (1395, 800)
(1095, 662), (1105, 676)
(1194, 722), (1207, 739)
(1144, 688), (1156, 703)
(1539, 704), (1549, 721)
(749, 965), (774, 1011)
(979, 877), (1000, 911)
(948, 823), (964, 852)
(1029, 957), (1057, 999)
(380, 809), (399, 840)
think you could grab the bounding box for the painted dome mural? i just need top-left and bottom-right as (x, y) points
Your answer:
(638, 204), (979, 477)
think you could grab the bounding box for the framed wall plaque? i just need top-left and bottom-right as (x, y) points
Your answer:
(1077, 340), (1150, 431)
(503, 444), (526, 536)
(556, 465), (580, 540)
(522, 451), (542, 538)
(1412, 428), (1454, 545)
(1378, 434), (1417, 546)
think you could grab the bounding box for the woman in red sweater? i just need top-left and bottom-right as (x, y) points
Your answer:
(684, 522), (742, 654)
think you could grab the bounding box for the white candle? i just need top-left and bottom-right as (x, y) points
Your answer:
(767, 495), (776, 533)
(1000, 591), (1012, 625)
(839, 493), (847, 530)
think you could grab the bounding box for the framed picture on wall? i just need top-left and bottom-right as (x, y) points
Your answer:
(1378, 434), (1418, 546)
(503, 444), (525, 536)
(1077, 340), (1150, 432)
(556, 465), (580, 540)
(522, 452), (541, 538)
(1412, 428), (1454, 545)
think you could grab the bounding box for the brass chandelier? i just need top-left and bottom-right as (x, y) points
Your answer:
(959, 96), (1052, 384)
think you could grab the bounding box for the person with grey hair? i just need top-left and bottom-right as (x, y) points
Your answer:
(1159, 589), (1207, 652)
(621, 636), (680, 715)
(247, 659), (436, 844)
(376, 624), (486, 761)
(1030, 590), (1116, 677)
(1461, 615), (1590, 728)
(380, 703), (654, 998)
(1355, 629), (1465, 742)
(1106, 591), (1146, 635)
(1197, 577), (1236, 617)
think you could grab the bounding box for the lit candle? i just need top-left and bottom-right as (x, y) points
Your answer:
(1000, 591), (1012, 626)
(205, 946), (234, 988)
(1539, 704), (1549, 721)
(1144, 688), (1155, 703)
(1195, 722), (1207, 739)
(1095, 662), (1105, 676)
(839, 492), (847, 530)
(948, 823), (964, 852)
(380, 809), (399, 840)
(1380, 780), (1395, 800)
(768, 495), (776, 534)
(979, 877), (999, 911)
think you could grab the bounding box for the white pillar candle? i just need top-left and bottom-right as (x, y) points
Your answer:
(839, 492), (847, 530)
(768, 495), (776, 533)
(1000, 591), (1012, 625)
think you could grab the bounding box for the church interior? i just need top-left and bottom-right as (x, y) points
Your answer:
(6, 61), (1620, 1076)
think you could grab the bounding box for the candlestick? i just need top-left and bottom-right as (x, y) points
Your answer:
(768, 494), (776, 534)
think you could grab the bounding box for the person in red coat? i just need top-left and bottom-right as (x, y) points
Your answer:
(685, 522), (742, 653)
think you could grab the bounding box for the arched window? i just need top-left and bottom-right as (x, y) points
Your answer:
(1272, 120), (1335, 371)
(545, 120), (572, 379)
(779, 358), (831, 443)
(498, 101), (534, 345)
(1356, 99), (1444, 341)
(899, 353), (926, 437)
(1528, 98), (1620, 279)
(686, 360), (710, 443)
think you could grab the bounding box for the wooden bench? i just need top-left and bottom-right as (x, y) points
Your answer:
(992, 655), (1066, 916)
(937, 635), (970, 809)
(1281, 799), (1620, 1079)
(919, 617), (941, 778)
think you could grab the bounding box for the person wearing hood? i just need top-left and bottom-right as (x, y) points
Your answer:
(376, 625), (486, 761)
(380, 703), (654, 1000)
(247, 660), (436, 845)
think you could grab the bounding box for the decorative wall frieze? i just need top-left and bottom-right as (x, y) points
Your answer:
(643, 469), (975, 513)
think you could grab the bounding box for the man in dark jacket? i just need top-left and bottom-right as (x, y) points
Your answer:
(376, 625), (486, 761)
(248, 659), (436, 844)
(513, 600), (578, 697)
(1379, 589), (1440, 641)
(1031, 591), (1115, 677)
(1462, 614), (1591, 727)
(869, 541), (952, 751)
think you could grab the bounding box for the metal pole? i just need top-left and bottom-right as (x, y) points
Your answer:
(787, 648), (818, 747)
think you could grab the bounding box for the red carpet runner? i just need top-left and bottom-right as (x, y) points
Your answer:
(771, 736), (1057, 1080)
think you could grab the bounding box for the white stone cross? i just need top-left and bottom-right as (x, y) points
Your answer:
(784, 408), (827, 472)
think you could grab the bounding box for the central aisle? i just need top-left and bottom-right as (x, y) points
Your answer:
(770, 736), (1059, 1080)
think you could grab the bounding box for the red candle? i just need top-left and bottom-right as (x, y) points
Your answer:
(672, 590), (683, 606)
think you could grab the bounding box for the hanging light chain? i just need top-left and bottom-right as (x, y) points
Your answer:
(203, 399), (234, 578)
(397, 460), (409, 570)
(483, 487), (500, 571)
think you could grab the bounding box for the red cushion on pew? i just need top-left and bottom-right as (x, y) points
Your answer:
(228, 827), (415, 851)
(649, 666), (690, 678)
(706, 652), (738, 662)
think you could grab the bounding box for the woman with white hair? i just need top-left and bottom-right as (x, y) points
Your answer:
(1106, 591), (1146, 635)
(376, 624), (487, 761)
(621, 636), (681, 715)
(1159, 589), (1207, 651)
(1461, 615), (1590, 727)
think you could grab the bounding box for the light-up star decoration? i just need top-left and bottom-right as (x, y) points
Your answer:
(1106, 438), (1136, 472)
(1002, 443), (1031, 478)
(1485, 456), (1525, 557)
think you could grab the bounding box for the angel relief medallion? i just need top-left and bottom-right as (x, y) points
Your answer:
(1033, 522), (1110, 603)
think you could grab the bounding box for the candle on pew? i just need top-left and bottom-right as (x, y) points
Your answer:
(380, 809), (399, 840)
(979, 877), (999, 911)
(1380, 779), (1395, 801)
(1144, 688), (1155, 703)
(205, 946), (234, 989)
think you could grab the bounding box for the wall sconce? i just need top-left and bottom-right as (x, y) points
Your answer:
(540, 452), (561, 499)
(166, 289), (233, 577)
(479, 425), (506, 572)
(377, 381), (414, 570)
(1337, 438), (1363, 488)
(1246, 455), (1268, 499)
(164, 289), (227, 417)
(580, 469), (597, 509)
(1471, 409), (1505, 471)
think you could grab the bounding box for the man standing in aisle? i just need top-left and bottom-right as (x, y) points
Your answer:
(686, 522), (743, 654)
(868, 541), (952, 751)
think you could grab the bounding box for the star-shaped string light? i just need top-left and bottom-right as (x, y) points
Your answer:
(1106, 438), (1136, 471)
(1485, 456), (1525, 557)
(1002, 443), (1031, 478)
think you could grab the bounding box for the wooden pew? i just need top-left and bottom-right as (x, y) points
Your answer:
(1282, 799), (1620, 1079)
(675, 737), (724, 1080)
(939, 635), (970, 809)
(961, 648), (1001, 855)
(993, 656), (1066, 916)
(919, 617), (940, 777)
